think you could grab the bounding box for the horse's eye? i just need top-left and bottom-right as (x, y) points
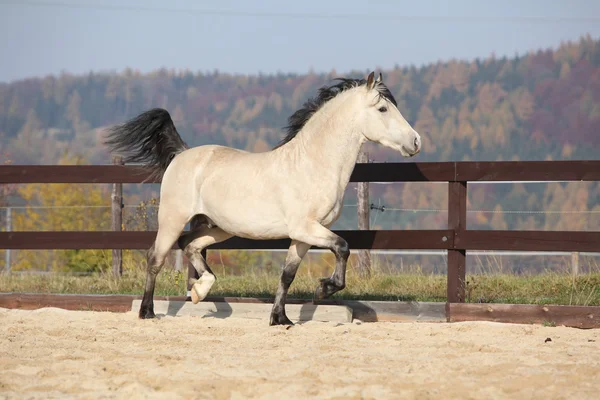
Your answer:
(378, 106), (388, 113)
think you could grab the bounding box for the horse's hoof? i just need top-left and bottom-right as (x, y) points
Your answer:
(190, 275), (215, 304)
(190, 286), (200, 304)
(269, 313), (294, 326)
(314, 278), (344, 301)
(139, 306), (156, 319)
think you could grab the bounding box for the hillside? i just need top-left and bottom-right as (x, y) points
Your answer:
(1, 35), (599, 234)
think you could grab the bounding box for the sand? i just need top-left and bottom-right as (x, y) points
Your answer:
(1, 307), (599, 400)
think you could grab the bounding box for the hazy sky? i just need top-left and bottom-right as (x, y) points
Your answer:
(1, 0), (600, 83)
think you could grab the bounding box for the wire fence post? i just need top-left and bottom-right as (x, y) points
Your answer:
(111, 157), (123, 278)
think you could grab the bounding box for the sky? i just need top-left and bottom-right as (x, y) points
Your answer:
(0, 0), (600, 83)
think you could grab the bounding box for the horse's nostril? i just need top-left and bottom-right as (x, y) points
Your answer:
(414, 137), (419, 149)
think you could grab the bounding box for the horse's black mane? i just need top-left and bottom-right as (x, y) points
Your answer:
(273, 77), (398, 149)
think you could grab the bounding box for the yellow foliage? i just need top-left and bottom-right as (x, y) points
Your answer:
(562, 143), (575, 158)
(559, 62), (571, 79)
(475, 212), (488, 225)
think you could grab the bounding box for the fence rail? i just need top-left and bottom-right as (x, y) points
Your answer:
(2, 160), (600, 304)
(2, 160), (600, 184)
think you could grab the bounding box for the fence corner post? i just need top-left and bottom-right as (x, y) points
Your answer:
(111, 156), (123, 278)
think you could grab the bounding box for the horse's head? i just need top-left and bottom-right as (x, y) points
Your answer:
(358, 71), (421, 157)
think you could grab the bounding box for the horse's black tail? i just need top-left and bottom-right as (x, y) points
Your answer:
(104, 108), (188, 180)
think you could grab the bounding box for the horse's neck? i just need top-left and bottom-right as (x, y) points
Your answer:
(282, 92), (365, 191)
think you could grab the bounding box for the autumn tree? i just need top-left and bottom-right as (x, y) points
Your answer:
(0, 35), (599, 236)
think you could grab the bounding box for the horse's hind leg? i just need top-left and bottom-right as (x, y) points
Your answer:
(177, 220), (233, 303)
(270, 240), (311, 326)
(139, 220), (185, 319)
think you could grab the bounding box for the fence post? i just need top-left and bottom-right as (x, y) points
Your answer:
(447, 181), (467, 303)
(571, 252), (580, 276)
(356, 151), (372, 277)
(4, 207), (11, 273)
(111, 157), (123, 278)
(175, 249), (183, 272)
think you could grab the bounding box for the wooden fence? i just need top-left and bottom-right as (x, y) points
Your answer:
(1, 160), (600, 309)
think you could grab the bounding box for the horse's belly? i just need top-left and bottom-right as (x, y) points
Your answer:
(201, 193), (289, 240)
(213, 215), (289, 240)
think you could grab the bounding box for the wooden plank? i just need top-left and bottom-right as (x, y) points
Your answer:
(325, 230), (454, 250)
(0, 165), (158, 184)
(447, 181), (467, 303)
(0, 292), (161, 312)
(447, 303), (600, 329)
(456, 230), (600, 252)
(456, 160), (600, 182)
(349, 162), (455, 182)
(0, 163), (454, 184)
(2, 161), (599, 185)
(2, 229), (597, 253)
(0, 230), (455, 250)
(130, 299), (353, 323)
(0, 231), (157, 250)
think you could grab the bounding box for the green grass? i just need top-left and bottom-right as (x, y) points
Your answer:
(1, 268), (600, 306)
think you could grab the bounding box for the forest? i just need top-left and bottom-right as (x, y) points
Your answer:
(1, 35), (599, 272)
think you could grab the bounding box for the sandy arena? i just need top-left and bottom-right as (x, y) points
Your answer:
(1, 307), (599, 400)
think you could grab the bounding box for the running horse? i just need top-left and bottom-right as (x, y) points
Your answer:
(105, 72), (421, 325)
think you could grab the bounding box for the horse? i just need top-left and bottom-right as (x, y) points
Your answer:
(104, 71), (421, 325)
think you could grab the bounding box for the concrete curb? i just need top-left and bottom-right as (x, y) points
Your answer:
(131, 299), (353, 323)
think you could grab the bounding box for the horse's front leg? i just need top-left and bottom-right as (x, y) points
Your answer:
(289, 223), (350, 302)
(270, 241), (310, 326)
(314, 234), (349, 300)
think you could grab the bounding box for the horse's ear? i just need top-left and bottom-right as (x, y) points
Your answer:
(366, 71), (375, 89)
(376, 72), (383, 83)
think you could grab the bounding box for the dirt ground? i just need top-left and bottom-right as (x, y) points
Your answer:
(1, 307), (599, 400)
